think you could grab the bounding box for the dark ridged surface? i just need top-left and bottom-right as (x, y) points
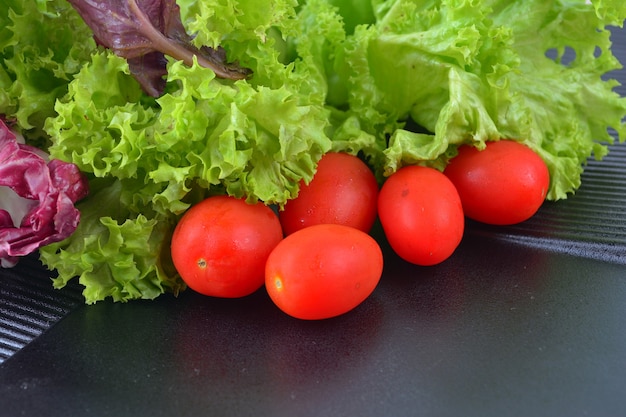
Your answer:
(0, 256), (83, 363)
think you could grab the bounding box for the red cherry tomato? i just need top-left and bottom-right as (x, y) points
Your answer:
(171, 195), (283, 298)
(378, 165), (464, 266)
(265, 224), (383, 320)
(443, 140), (550, 225)
(279, 152), (379, 235)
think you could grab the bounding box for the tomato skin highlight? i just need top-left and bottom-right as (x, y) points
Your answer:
(171, 195), (283, 298)
(378, 165), (464, 266)
(265, 224), (383, 320)
(443, 140), (550, 225)
(279, 152), (379, 235)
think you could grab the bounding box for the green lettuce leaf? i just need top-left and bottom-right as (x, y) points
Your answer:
(46, 51), (331, 209)
(327, 0), (626, 199)
(39, 178), (184, 304)
(0, 0), (94, 141)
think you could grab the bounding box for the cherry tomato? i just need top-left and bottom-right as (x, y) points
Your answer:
(279, 152), (379, 235)
(265, 224), (383, 320)
(378, 165), (464, 266)
(171, 195), (283, 298)
(443, 140), (550, 225)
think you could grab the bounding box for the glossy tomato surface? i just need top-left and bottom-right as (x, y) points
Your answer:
(279, 152), (379, 235)
(171, 195), (283, 298)
(378, 165), (464, 266)
(265, 224), (383, 320)
(444, 140), (550, 225)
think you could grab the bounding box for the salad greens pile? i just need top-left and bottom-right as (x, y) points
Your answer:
(1, 0), (625, 303)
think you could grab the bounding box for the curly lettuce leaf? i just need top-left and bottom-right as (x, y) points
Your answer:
(46, 51), (331, 210)
(180, 0), (298, 50)
(325, 0), (376, 34)
(328, 0), (626, 199)
(39, 178), (184, 304)
(0, 0), (95, 139)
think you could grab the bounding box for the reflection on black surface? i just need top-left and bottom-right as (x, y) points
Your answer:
(1, 232), (626, 416)
(168, 289), (386, 414)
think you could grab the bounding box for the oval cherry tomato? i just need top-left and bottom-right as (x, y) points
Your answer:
(279, 152), (379, 235)
(265, 224), (383, 320)
(171, 195), (283, 298)
(443, 140), (550, 225)
(378, 165), (464, 266)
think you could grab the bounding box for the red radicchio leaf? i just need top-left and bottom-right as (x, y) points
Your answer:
(0, 119), (90, 268)
(67, 0), (252, 96)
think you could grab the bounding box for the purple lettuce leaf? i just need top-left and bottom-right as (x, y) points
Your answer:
(0, 119), (89, 268)
(66, 0), (252, 96)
